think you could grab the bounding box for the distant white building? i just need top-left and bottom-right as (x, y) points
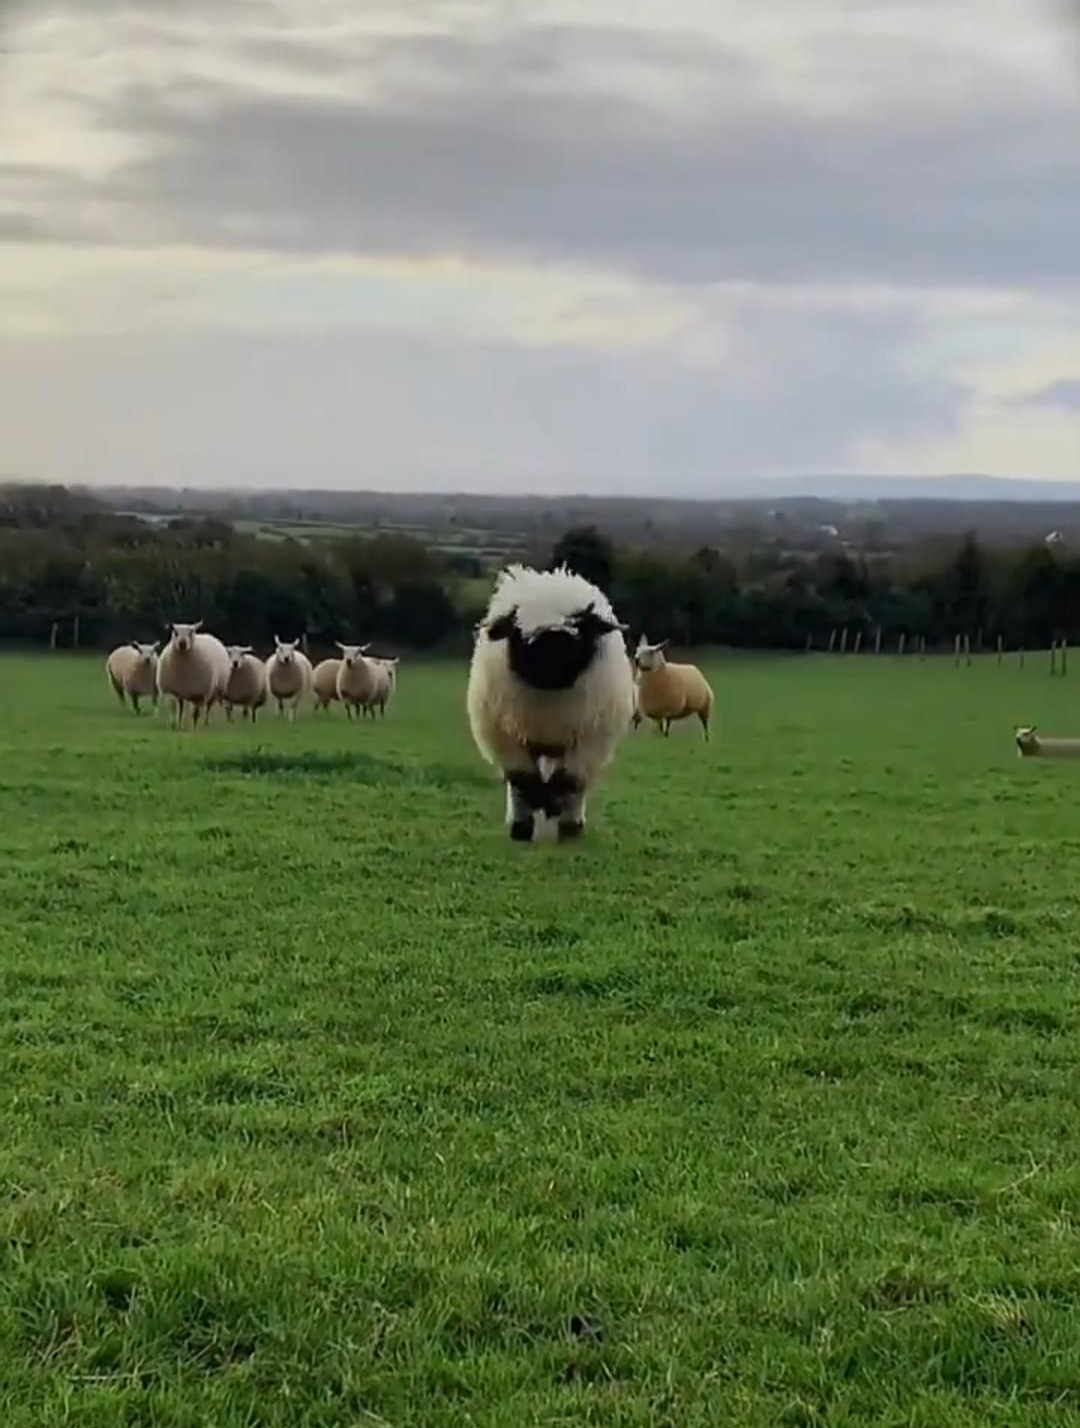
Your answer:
(818, 524), (840, 539)
(1045, 530), (1064, 547)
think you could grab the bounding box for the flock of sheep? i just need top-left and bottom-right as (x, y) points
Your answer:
(106, 625), (399, 727)
(105, 565), (713, 842)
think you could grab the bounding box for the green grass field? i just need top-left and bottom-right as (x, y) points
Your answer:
(3, 651), (1080, 1426)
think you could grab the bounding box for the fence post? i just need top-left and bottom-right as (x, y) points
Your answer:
(954, 634), (962, 667)
(839, 627), (849, 654)
(874, 626), (883, 655)
(805, 632), (813, 654)
(996, 635), (1003, 665)
(853, 630), (863, 655)
(49, 622), (59, 650)
(898, 632), (906, 657)
(964, 633), (972, 667)
(827, 628), (837, 654)
(72, 615), (80, 650)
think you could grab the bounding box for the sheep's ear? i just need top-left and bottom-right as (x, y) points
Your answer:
(360, 643), (371, 653)
(657, 638), (670, 651)
(486, 610), (517, 642)
(579, 611), (625, 638)
(192, 619), (203, 632)
(130, 641), (143, 653)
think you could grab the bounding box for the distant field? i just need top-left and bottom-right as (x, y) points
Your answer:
(232, 516), (527, 562)
(3, 653), (1080, 1426)
(232, 518), (362, 543)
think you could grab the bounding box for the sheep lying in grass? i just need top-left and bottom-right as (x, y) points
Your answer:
(223, 646), (268, 722)
(266, 638), (312, 719)
(467, 564), (634, 843)
(157, 621), (229, 730)
(106, 642), (159, 713)
(312, 657), (342, 713)
(633, 637), (713, 741)
(1015, 726), (1080, 758)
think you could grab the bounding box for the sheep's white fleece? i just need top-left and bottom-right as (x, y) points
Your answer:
(157, 632), (229, 706)
(312, 658), (342, 708)
(467, 565), (634, 786)
(224, 652), (267, 710)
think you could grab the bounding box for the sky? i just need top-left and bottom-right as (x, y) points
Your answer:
(1, 0), (1079, 495)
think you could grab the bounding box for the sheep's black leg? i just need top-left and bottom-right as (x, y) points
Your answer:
(545, 768), (586, 840)
(505, 773), (542, 841)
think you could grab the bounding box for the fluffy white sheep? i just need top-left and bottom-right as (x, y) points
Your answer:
(1015, 726), (1080, 758)
(466, 564), (634, 842)
(633, 637), (713, 741)
(365, 656), (399, 719)
(266, 637), (312, 719)
(312, 657), (342, 712)
(223, 646), (268, 722)
(106, 641), (159, 713)
(156, 621), (230, 730)
(334, 643), (379, 720)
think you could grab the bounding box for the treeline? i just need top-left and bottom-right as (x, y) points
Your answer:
(0, 485), (460, 651)
(3, 484), (1080, 652)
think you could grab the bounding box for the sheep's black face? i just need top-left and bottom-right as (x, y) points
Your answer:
(510, 627), (596, 691)
(489, 606), (617, 691)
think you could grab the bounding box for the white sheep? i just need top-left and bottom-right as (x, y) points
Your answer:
(156, 621), (230, 730)
(106, 641), (159, 714)
(266, 637), (312, 719)
(312, 657), (342, 713)
(334, 643), (379, 720)
(466, 564), (634, 842)
(223, 646), (268, 722)
(633, 637), (713, 741)
(365, 656), (399, 719)
(1015, 726), (1080, 758)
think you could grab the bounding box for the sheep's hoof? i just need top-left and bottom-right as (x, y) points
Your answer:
(558, 819), (584, 841)
(509, 817), (535, 843)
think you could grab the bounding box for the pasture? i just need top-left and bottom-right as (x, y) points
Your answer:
(2, 651), (1080, 1426)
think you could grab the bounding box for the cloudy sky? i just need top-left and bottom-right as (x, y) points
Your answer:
(1, 0), (1079, 494)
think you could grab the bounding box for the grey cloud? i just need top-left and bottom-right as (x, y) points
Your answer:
(1017, 377), (1080, 410)
(0, 304), (965, 491)
(36, 18), (1077, 290)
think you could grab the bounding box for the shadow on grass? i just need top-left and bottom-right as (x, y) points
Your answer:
(205, 748), (488, 789)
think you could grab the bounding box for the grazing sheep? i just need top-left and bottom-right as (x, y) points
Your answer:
(466, 564), (634, 843)
(223, 646), (268, 722)
(1015, 726), (1080, 758)
(156, 621), (230, 730)
(106, 641), (159, 713)
(312, 657), (342, 713)
(633, 637), (713, 740)
(335, 642), (379, 720)
(266, 637), (312, 719)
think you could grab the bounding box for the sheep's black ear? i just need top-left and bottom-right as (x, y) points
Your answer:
(486, 610), (517, 642)
(577, 610), (626, 638)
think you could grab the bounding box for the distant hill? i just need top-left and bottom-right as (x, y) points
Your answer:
(749, 475), (1080, 502)
(41, 479), (1078, 556)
